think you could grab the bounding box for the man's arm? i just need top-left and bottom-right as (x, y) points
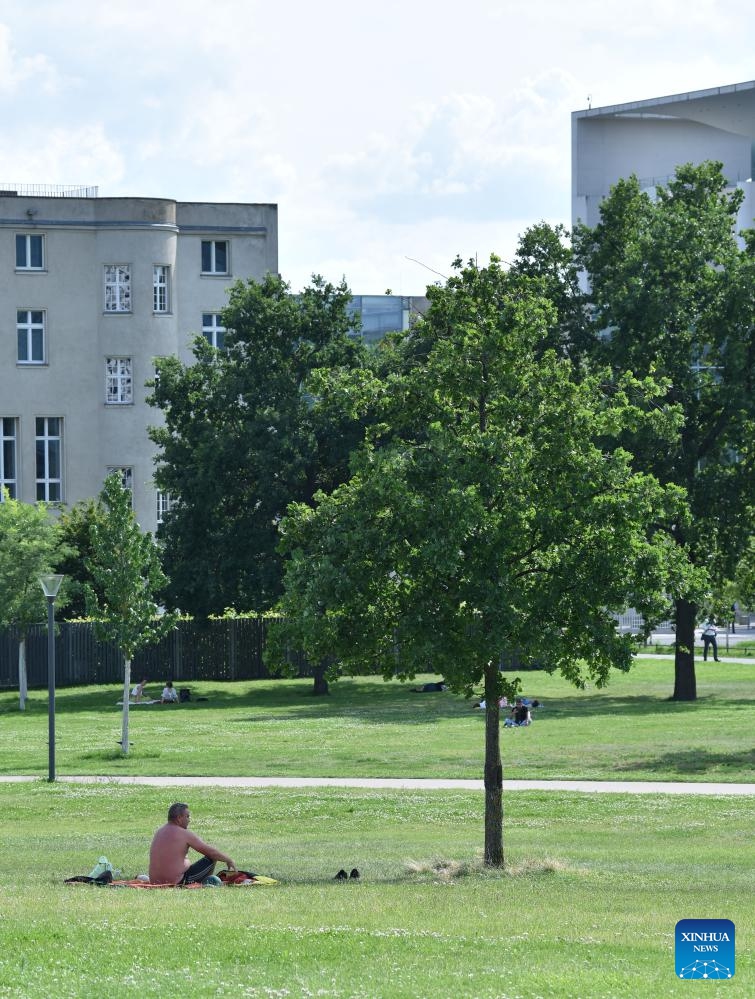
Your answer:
(186, 830), (237, 870)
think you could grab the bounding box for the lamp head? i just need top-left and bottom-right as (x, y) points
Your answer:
(39, 574), (64, 598)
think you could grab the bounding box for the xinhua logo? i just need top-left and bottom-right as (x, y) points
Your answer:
(675, 919), (735, 980)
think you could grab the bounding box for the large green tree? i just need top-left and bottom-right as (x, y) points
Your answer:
(149, 274), (368, 623)
(733, 531), (755, 609)
(509, 221), (591, 361)
(574, 162), (755, 700)
(85, 474), (175, 755)
(270, 257), (690, 867)
(0, 493), (70, 709)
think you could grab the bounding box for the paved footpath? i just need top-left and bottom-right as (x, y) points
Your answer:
(1, 775), (753, 795)
(635, 653), (753, 664)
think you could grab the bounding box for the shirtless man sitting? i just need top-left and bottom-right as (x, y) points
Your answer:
(149, 802), (238, 885)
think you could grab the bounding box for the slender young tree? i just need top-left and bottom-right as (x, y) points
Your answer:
(85, 474), (175, 754)
(270, 257), (690, 866)
(0, 492), (70, 709)
(575, 162), (755, 700)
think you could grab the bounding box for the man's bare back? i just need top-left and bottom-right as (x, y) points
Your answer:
(149, 803), (237, 884)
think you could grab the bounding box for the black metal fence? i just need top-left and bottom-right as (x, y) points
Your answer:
(0, 618), (309, 690)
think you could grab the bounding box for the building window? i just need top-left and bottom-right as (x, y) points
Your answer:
(202, 313), (226, 349)
(107, 466), (133, 504)
(104, 264), (131, 312)
(105, 357), (133, 404)
(16, 234), (44, 270)
(201, 240), (228, 275)
(17, 310), (45, 364)
(36, 417), (62, 501)
(1, 418), (17, 500)
(156, 490), (174, 524)
(153, 265), (170, 313)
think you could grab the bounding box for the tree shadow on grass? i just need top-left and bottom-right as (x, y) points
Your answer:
(613, 747), (755, 777)
(5, 681), (750, 729)
(8, 678), (478, 726)
(534, 693), (751, 721)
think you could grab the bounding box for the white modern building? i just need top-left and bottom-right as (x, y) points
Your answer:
(572, 80), (755, 232)
(0, 186), (278, 533)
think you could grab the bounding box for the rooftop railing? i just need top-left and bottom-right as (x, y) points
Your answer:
(0, 183), (98, 198)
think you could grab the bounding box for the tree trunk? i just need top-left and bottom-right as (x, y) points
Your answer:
(18, 636), (27, 711)
(483, 661), (504, 867)
(672, 597), (697, 701)
(121, 658), (131, 755)
(312, 661), (330, 696)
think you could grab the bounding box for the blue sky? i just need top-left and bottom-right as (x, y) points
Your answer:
(1, 0), (752, 292)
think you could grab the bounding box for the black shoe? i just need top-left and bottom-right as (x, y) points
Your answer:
(334, 869), (348, 880)
(350, 868), (360, 879)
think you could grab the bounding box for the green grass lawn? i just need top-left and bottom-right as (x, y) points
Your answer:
(1, 660), (753, 997)
(0, 782), (752, 998)
(1, 658), (753, 781)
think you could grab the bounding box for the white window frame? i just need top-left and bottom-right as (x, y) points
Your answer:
(107, 466), (134, 504)
(16, 233), (45, 270)
(202, 313), (226, 349)
(153, 265), (170, 313)
(1, 417), (18, 500)
(104, 264), (132, 313)
(17, 309), (46, 364)
(201, 239), (229, 275)
(36, 416), (62, 502)
(105, 357), (133, 405)
(156, 490), (175, 524)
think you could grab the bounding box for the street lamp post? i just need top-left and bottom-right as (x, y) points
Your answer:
(39, 574), (64, 782)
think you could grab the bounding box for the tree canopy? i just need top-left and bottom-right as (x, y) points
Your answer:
(270, 256), (690, 866)
(149, 274), (368, 617)
(574, 161), (755, 699)
(55, 498), (109, 620)
(0, 492), (70, 709)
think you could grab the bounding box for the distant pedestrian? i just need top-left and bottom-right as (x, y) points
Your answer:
(701, 619), (720, 662)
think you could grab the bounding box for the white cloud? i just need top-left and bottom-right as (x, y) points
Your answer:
(0, 123), (124, 188)
(0, 22), (59, 95)
(2, 0), (755, 294)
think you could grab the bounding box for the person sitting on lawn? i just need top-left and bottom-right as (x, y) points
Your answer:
(161, 680), (179, 703)
(130, 678), (148, 702)
(411, 681), (447, 692)
(149, 802), (237, 885)
(503, 698), (532, 727)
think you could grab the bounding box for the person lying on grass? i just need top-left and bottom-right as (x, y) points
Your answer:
(149, 802), (237, 885)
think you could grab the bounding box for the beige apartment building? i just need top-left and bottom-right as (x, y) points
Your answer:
(0, 186), (278, 533)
